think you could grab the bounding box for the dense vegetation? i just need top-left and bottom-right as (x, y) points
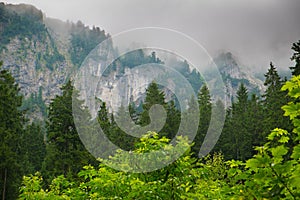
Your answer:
(17, 71), (300, 198)
(0, 61), (45, 199)
(0, 3), (47, 52)
(69, 21), (108, 68)
(1, 26), (300, 198)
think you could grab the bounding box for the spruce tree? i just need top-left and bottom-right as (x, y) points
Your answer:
(42, 80), (96, 184)
(232, 83), (252, 160)
(112, 104), (137, 150)
(0, 62), (24, 199)
(128, 102), (139, 124)
(263, 63), (291, 136)
(21, 123), (46, 174)
(247, 94), (264, 148)
(192, 85), (212, 155)
(139, 82), (167, 136)
(290, 40), (300, 76)
(97, 101), (111, 135)
(163, 100), (181, 139)
(220, 83), (252, 160)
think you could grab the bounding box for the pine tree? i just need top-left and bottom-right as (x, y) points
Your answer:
(247, 94), (264, 148)
(180, 95), (199, 151)
(21, 123), (46, 174)
(232, 83), (252, 160)
(0, 62), (24, 199)
(210, 99), (226, 154)
(219, 83), (252, 160)
(97, 101), (111, 135)
(128, 102), (139, 124)
(112, 104), (137, 150)
(290, 40), (300, 76)
(163, 100), (181, 139)
(139, 82), (167, 136)
(262, 63), (291, 136)
(192, 85), (212, 155)
(42, 80), (96, 184)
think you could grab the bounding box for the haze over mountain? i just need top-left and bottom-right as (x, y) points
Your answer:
(3, 0), (300, 72)
(0, 2), (291, 119)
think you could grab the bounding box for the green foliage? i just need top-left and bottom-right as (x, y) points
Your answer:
(21, 86), (47, 117)
(116, 50), (163, 70)
(69, 22), (108, 67)
(0, 3), (46, 51)
(237, 75), (300, 199)
(42, 80), (97, 185)
(263, 63), (291, 135)
(112, 104), (137, 150)
(290, 40), (300, 76)
(139, 82), (167, 127)
(216, 83), (256, 160)
(42, 44), (65, 71)
(21, 123), (46, 174)
(0, 62), (25, 199)
(192, 84), (212, 155)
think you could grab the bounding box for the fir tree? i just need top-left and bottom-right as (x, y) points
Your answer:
(262, 63), (291, 135)
(112, 104), (137, 150)
(290, 40), (300, 76)
(192, 85), (212, 155)
(0, 62), (24, 199)
(21, 123), (46, 174)
(42, 80), (96, 184)
(139, 82), (167, 136)
(232, 83), (252, 160)
(220, 83), (253, 160)
(163, 100), (181, 139)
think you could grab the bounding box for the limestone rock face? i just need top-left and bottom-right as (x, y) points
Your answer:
(0, 3), (265, 119)
(213, 52), (265, 105)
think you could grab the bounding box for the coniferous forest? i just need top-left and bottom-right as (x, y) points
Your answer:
(1, 2), (300, 200)
(0, 40), (299, 199)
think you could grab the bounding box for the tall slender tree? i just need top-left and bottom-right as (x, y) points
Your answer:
(290, 40), (300, 76)
(231, 83), (251, 160)
(42, 80), (96, 184)
(112, 104), (137, 150)
(163, 100), (181, 139)
(21, 123), (46, 174)
(262, 63), (291, 136)
(139, 82), (166, 126)
(218, 83), (253, 160)
(0, 62), (24, 199)
(192, 85), (212, 155)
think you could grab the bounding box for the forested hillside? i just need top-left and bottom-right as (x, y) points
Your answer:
(1, 40), (300, 199)
(1, 2), (300, 200)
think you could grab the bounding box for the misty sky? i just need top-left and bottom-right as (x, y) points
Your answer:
(3, 0), (300, 72)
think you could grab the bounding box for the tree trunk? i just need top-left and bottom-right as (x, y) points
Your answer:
(2, 168), (7, 200)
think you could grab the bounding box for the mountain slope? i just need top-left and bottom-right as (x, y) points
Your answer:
(214, 52), (265, 105)
(0, 3), (267, 119)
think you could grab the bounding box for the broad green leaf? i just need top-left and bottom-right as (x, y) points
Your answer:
(267, 128), (289, 141)
(291, 144), (300, 160)
(282, 103), (300, 120)
(271, 145), (288, 164)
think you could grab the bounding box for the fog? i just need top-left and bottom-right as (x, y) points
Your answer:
(3, 0), (300, 71)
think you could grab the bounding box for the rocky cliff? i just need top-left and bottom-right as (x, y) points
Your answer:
(0, 3), (265, 119)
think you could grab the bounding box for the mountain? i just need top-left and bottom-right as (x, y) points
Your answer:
(213, 52), (265, 106)
(0, 3), (110, 119)
(0, 3), (266, 119)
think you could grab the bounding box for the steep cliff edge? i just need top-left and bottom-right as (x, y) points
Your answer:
(0, 3), (265, 120)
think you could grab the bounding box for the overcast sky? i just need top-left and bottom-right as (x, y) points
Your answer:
(3, 0), (300, 72)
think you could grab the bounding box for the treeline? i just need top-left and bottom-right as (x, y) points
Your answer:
(0, 3), (46, 51)
(0, 61), (46, 199)
(19, 73), (300, 198)
(0, 40), (300, 199)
